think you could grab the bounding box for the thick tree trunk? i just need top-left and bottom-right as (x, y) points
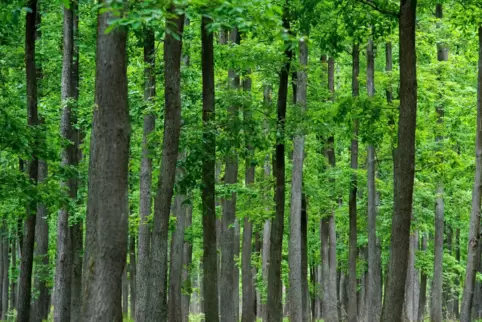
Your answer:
(418, 234), (428, 321)
(288, 38), (307, 322)
(135, 27), (156, 322)
(148, 9), (184, 321)
(181, 205), (193, 322)
(201, 15), (219, 322)
(380, 1), (418, 321)
(348, 44), (359, 322)
(168, 195), (187, 322)
(220, 29), (241, 322)
(242, 73), (256, 322)
(81, 2), (129, 320)
(460, 26), (482, 322)
(405, 232), (420, 322)
(54, 2), (78, 321)
(267, 3), (292, 320)
(32, 160), (49, 322)
(17, 1), (39, 320)
(129, 234), (136, 319)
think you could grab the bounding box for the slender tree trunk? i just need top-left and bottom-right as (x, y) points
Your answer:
(17, 1), (39, 320)
(1, 232), (8, 320)
(135, 27), (156, 322)
(168, 195), (187, 322)
(267, 3), (292, 320)
(301, 194), (310, 321)
(10, 235), (16, 311)
(81, 1), (130, 319)
(242, 73), (256, 322)
(460, 26), (482, 322)
(182, 205), (193, 322)
(348, 44), (359, 322)
(288, 38), (308, 322)
(148, 8), (184, 321)
(32, 160), (49, 322)
(54, 2), (78, 320)
(380, 1), (418, 321)
(201, 14), (219, 322)
(405, 232), (420, 322)
(129, 234), (136, 319)
(220, 28), (241, 322)
(418, 234), (428, 321)
(122, 267), (128, 316)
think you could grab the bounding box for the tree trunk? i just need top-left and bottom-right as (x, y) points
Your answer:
(148, 8), (184, 321)
(348, 44), (359, 322)
(182, 205), (193, 322)
(32, 160), (49, 322)
(81, 1), (129, 319)
(288, 38), (307, 322)
(1, 232), (8, 320)
(242, 73), (256, 322)
(201, 14), (219, 322)
(301, 194), (310, 321)
(55, 2), (79, 320)
(460, 26), (482, 322)
(418, 234), (428, 321)
(267, 4), (292, 321)
(10, 235), (16, 312)
(220, 28), (241, 322)
(122, 267), (128, 316)
(380, 1), (418, 321)
(135, 27), (156, 322)
(17, 1), (39, 320)
(168, 195), (187, 322)
(129, 234), (136, 319)
(405, 232), (420, 322)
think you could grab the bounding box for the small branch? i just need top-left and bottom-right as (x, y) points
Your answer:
(357, 0), (399, 18)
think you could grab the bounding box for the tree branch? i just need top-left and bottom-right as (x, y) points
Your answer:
(357, 0), (399, 18)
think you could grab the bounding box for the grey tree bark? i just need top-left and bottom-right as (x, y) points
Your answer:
(220, 28), (241, 322)
(10, 235), (16, 312)
(81, 1), (130, 320)
(17, 1), (39, 320)
(380, 1), (418, 321)
(418, 234), (428, 321)
(301, 194), (310, 321)
(1, 232), (8, 320)
(288, 38), (307, 322)
(460, 26), (482, 322)
(267, 2), (292, 320)
(181, 204), (193, 322)
(135, 27), (156, 322)
(242, 73), (256, 322)
(404, 232), (420, 322)
(149, 8), (184, 320)
(201, 14), (219, 322)
(348, 44), (359, 322)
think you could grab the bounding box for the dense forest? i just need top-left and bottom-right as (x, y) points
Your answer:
(1, 0), (482, 321)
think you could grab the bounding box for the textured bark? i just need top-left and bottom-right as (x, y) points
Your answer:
(242, 73), (256, 322)
(17, 1), (39, 320)
(288, 39), (307, 322)
(347, 44), (359, 322)
(201, 15), (219, 322)
(32, 160), (49, 322)
(460, 26), (482, 322)
(1, 233), (8, 320)
(148, 9), (184, 321)
(366, 38), (382, 321)
(135, 27), (156, 322)
(81, 2), (129, 320)
(10, 235), (16, 311)
(220, 28), (241, 322)
(122, 267), (128, 316)
(54, 2), (78, 320)
(380, 1), (418, 321)
(267, 3), (292, 320)
(129, 234), (136, 319)
(418, 234), (428, 321)
(168, 195), (187, 322)
(181, 205), (193, 322)
(301, 194), (310, 321)
(405, 232), (420, 322)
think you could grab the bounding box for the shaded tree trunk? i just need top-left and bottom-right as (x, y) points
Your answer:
(348, 44), (359, 322)
(418, 234), (428, 321)
(380, 1), (418, 321)
(267, 2), (292, 320)
(181, 204), (193, 322)
(460, 26), (482, 322)
(10, 235), (17, 311)
(81, 1), (129, 319)
(288, 38), (308, 322)
(201, 14), (219, 322)
(1, 232), (8, 320)
(301, 194), (310, 321)
(122, 267), (128, 316)
(135, 27), (156, 322)
(17, 0), (39, 320)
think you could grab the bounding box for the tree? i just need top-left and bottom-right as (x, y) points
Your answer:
(380, 0), (418, 321)
(81, 0), (130, 319)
